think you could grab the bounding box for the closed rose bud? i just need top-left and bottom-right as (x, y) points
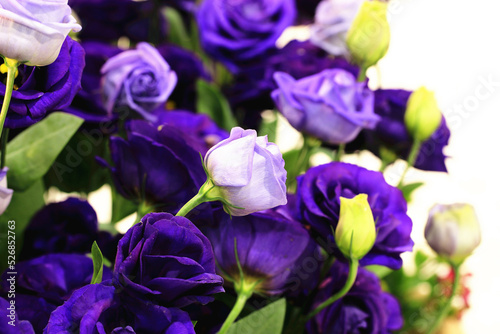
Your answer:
(0, 0), (81, 66)
(204, 127), (287, 216)
(346, 0), (390, 71)
(404, 87), (443, 142)
(335, 194), (377, 260)
(425, 203), (481, 265)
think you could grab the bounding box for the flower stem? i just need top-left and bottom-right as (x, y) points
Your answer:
(0, 58), (19, 148)
(425, 263), (461, 334)
(218, 284), (255, 334)
(334, 143), (345, 162)
(397, 139), (421, 188)
(176, 179), (215, 217)
(306, 259), (359, 320)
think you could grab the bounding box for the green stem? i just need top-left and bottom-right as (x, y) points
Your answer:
(306, 259), (359, 320)
(357, 67), (367, 82)
(0, 58), (19, 145)
(1, 128), (9, 168)
(176, 179), (216, 217)
(218, 286), (254, 334)
(133, 201), (155, 225)
(397, 139), (421, 188)
(426, 263), (461, 334)
(334, 143), (345, 162)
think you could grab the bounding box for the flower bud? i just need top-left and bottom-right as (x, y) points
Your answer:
(425, 203), (481, 265)
(404, 87), (442, 142)
(346, 0), (390, 70)
(335, 194), (376, 260)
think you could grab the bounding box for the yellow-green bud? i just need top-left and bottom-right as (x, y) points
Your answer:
(346, 0), (390, 71)
(425, 203), (481, 265)
(404, 87), (442, 142)
(335, 194), (377, 260)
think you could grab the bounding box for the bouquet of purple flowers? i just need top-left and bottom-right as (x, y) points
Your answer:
(0, 0), (481, 333)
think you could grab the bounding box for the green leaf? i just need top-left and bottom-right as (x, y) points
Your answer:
(196, 79), (237, 131)
(0, 179), (45, 272)
(91, 241), (104, 284)
(227, 298), (286, 334)
(365, 265), (393, 278)
(400, 182), (424, 202)
(111, 188), (138, 224)
(6, 112), (84, 191)
(163, 7), (193, 50)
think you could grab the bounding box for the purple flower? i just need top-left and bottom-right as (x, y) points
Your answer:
(205, 211), (319, 295)
(44, 283), (195, 334)
(101, 42), (177, 122)
(197, 0), (296, 72)
(0, 254), (112, 333)
(272, 69), (379, 145)
(307, 262), (403, 333)
(3, 36), (85, 128)
(0, 297), (35, 333)
(204, 127), (287, 216)
(296, 162), (413, 269)
(98, 120), (206, 213)
(114, 212), (224, 308)
(69, 0), (166, 43)
(227, 40), (359, 128)
(20, 198), (116, 261)
(0, 0), (81, 66)
(0, 167), (13, 215)
(154, 110), (228, 156)
(310, 0), (364, 57)
(371, 89), (450, 172)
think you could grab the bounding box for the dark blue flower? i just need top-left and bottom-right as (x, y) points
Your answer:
(114, 212), (224, 308)
(307, 262), (403, 334)
(44, 283), (195, 334)
(296, 162), (413, 269)
(0, 297), (35, 333)
(370, 89), (450, 172)
(3, 36), (84, 128)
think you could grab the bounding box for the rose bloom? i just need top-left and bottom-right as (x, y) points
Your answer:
(0, 0), (81, 66)
(272, 68), (379, 145)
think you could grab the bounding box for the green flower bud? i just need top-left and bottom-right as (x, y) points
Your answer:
(346, 0), (391, 71)
(335, 194), (377, 260)
(404, 87), (442, 142)
(425, 203), (481, 265)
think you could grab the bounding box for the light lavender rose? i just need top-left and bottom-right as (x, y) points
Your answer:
(204, 127), (287, 216)
(271, 68), (379, 145)
(0, 0), (81, 66)
(310, 0), (363, 57)
(0, 167), (13, 215)
(100, 42), (177, 122)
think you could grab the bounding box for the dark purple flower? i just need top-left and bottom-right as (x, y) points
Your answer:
(0, 297), (35, 334)
(44, 283), (195, 334)
(21, 198), (96, 260)
(64, 41), (122, 123)
(272, 69), (379, 144)
(0, 254), (112, 333)
(114, 212), (224, 308)
(98, 120), (206, 213)
(3, 36), (84, 128)
(296, 162), (413, 269)
(101, 42), (178, 122)
(307, 262), (403, 334)
(227, 40), (359, 128)
(197, 0), (296, 72)
(156, 44), (211, 111)
(370, 89), (450, 172)
(205, 211), (319, 295)
(69, 0), (167, 43)
(154, 110), (228, 156)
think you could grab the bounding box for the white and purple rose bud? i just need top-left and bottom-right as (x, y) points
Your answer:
(310, 0), (364, 57)
(425, 203), (481, 265)
(0, 167), (13, 215)
(272, 68), (380, 145)
(0, 0), (81, 66)
(100, 42), (177, 122)
(203, 127), (287, 216)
